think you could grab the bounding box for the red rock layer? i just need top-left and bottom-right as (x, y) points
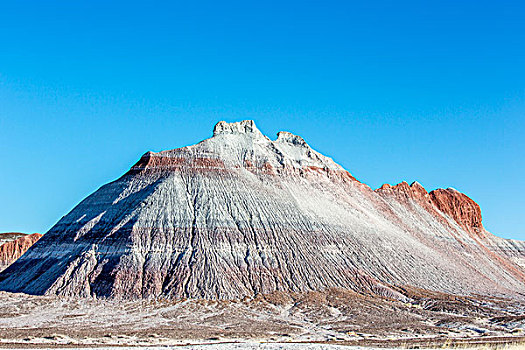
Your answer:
(128, 151), (361, 184)
(0, 232), (27, 245)
(376, 182), (483, 234)
(127, 152), (225, 174)
(376, 181), (525, 286)
(429, 188), (483, 234)
(376, 181), (432, 208)
(0, 233), (42, 271)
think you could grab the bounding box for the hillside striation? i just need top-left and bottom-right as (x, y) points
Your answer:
(0, 121), (523, 299)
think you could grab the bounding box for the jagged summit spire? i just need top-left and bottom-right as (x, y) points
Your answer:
(130, 120), (344, 173)
(212, 120), (310, 147)
(276, 131), (308, 147)
(213, 120), (264, 137)
(212, 120), (309, 146)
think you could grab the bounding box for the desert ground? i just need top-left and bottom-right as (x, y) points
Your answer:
(4, 345), (525, 350)
(1, 288), (524, 349)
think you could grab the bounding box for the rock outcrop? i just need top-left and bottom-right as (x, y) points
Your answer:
(0, 233), (42, 272)
(0, 120), (523, 299)
(429, 188), (483, 234)
(375, 182), (484, 235)
(0, 232), (27, 246)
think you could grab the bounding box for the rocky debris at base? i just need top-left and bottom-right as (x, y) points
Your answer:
(0, 289), (523, 349)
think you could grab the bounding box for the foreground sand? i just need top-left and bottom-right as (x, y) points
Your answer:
(3, 344), (525, 350)
(0, 290), (524, 349)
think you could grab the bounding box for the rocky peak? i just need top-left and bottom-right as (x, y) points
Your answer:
(429, 188), (483, 234)
(375, 181), (430, 203)
(213, 120), (265, 138)
(376, 181), (484, 235)
(276, 131), (308, 147)
(410, 181), (424, 191)
(409, 181), (430, 198)
(131, 120), (345, 174)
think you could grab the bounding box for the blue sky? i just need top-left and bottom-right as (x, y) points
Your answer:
(0, 1), (524, 239)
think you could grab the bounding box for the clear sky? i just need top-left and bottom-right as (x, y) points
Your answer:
(0, 1), (524, 239)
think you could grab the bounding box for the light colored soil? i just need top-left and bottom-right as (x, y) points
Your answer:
(0, 289), (523, 349)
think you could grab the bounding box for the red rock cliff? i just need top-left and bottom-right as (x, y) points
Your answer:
(376, 182), (484, 235)
(0, 233), (42, 271)
(429, 188), (483, 234)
